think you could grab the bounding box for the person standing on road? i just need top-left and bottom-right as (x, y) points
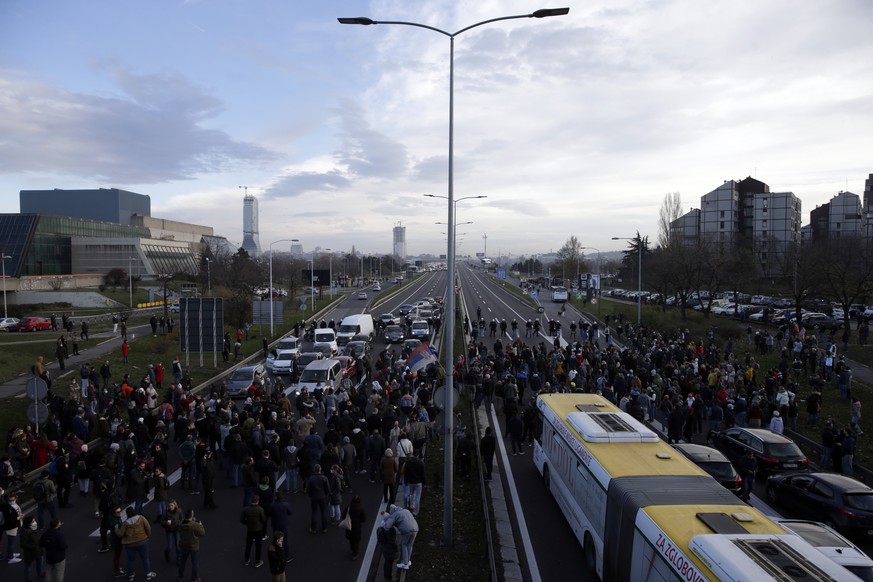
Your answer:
(178, 508), (205, 582)
(118, 507), (157, 580)
(306, 464), (331, 534)
(160, 499), (183, 563)
(738, 450), (757, 503)
(20, 516), (44, 582)
(400, 452), (425, 517)
(268, 492), (292, 562)
(479, 426), (497, 482)
(39, 518), (67, 582)
(240, 494), (267, 568)
(380, 449), (398, 506)
(267, 531), (287, 582)
(34, 470), (59, 530)
(342, 495), (367, 559)
(4, 492), (23, 564)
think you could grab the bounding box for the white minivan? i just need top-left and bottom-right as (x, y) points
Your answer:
(313, 328), (338, 355)
(289, 358), (344, 396)
(336, 314), (374, 346)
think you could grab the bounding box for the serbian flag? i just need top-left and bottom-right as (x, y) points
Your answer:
(405, 341), (439, 373)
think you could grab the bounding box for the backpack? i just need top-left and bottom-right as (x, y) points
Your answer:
(33, 480), (48, 502)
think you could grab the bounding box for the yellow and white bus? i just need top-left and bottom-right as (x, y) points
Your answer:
(533, 393), (860, 581)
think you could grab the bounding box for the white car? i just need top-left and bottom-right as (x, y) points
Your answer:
(357, 291), (368, 300)
(777, 520), (873, 580)
(266, 351), (296, 375)
(0, 317), (20, 332)
(274, 336), (300, 356)
(373, 284), (382, 292)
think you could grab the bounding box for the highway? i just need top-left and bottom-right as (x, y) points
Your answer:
(2, 266), (870, 582)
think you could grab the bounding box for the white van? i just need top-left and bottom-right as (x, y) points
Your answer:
(290, 358), (344, 396)
(336, 314), (375, 346)
(312, 328), (338, 355)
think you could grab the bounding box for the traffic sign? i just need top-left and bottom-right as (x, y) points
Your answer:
(591, 298), (598, 305)
(28, 402), (49, 426)
(26, 377), (48, 400)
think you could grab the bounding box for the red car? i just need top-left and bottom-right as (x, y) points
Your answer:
(17, 316), (52, 332)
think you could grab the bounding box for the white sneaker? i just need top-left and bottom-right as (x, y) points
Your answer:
(9, 557), (22, 564)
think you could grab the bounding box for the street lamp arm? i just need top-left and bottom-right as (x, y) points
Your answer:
(339, 8), (568, 38)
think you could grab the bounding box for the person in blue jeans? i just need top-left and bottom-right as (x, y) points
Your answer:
(178, 509), (205, 582)
(118, 507), (157, 581)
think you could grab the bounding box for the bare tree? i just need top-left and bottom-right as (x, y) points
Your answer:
(657, 192), (683, 249)
(813, 237), (873, 338)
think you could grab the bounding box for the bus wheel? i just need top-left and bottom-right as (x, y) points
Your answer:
(543, 465), (550, 490)
(584, 532), (597, 575)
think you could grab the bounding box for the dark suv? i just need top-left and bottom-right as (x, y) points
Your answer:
(708, 427), (808, 477)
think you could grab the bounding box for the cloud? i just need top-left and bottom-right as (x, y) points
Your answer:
(0, 67), (277, 183)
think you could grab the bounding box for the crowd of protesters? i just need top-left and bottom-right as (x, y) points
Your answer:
(3, 299), (868, 580)
(2, 332), (442, 580)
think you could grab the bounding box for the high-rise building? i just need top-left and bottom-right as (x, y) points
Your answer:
(241, 194), (261, 256)
(670, 177), (801, 276)
(393, 223), (406, 259)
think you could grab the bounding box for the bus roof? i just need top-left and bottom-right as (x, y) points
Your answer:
(537, 393), (706, 481)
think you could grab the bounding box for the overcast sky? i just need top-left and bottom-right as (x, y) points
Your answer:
(2, 0), (872, 258)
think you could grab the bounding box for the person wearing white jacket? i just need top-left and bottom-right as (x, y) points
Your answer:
(769, 411), (784, 434)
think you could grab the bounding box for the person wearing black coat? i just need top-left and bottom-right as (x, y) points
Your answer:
(39, 518), (68, 582)
(268, 492), (292, 561)
(267, 531), (287, 580)
(480, 426), (497, 481)
(342, 495), (367, 559)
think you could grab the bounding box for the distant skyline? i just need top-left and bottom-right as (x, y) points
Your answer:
(2, 0), (872, 257)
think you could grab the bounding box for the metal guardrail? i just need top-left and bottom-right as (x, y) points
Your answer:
(785, 427), (873, 483)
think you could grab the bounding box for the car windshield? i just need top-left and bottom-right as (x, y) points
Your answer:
(413, 322), (428, 330)
(782, 522), (849, 547)
(277, 340), (297, 350)
(847, 566), (873, 582)
(386, 326), (401, 333)
(338, 325), (357, 333)
(844, 493), (873, 512)
(275, 353), (295, 362)
(230, 370), (253, 382)
(765, 443), (803, 458)
(698, 462), (736, 480)
(314, 332), (334, 342)
(299, 368), (328, 383)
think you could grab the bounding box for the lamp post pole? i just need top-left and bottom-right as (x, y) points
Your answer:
(205, 258), (211, 297)
(128, 256), (134, 310)
(612, 236), (642, 324)
(1, 254), (10, 319)
(325, 249), (333, 297)
(310, 258), (315, 314)
(340, 7), (569, 545)
(269, 239), (298, 337)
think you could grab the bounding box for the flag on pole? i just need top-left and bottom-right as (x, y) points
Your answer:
(404, 341), (438, 373)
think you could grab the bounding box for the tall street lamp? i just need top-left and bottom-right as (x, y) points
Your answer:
(612, 236), (642, 324)
(205, 257), (211, 297)
(309, 257), (315, 314)
(269, 239), (298, 337)
(341, 7), (569, 545)
(1, 254), (11, 319)
(128, 256), (134, 309)
(324, 248), (333, 297)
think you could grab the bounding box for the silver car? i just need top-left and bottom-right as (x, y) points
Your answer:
(225, 364), (265, 398)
